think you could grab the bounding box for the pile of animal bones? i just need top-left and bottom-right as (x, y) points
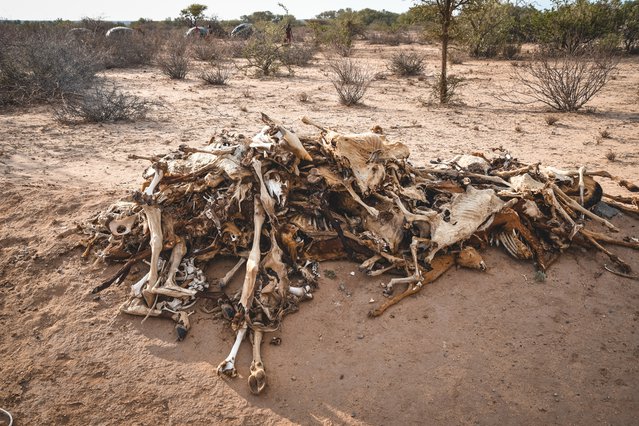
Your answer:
(83, 114), (639, 394)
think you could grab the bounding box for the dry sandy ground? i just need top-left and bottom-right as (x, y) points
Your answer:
(1, 41), (638, 425)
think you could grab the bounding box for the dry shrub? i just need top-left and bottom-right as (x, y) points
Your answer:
(448, 50), (464, 65)
(367, 31), (410, 46)
(199, 63), (232, 85)
(278, 43), (317, 67)
(243, 31), (282, 76)
(54, 84), (153, 123)
(511, 49), (619, 112)
(0, 30), (100, 107)
(101, 32), (159, 68)
(545, 115), (559, 125)
(190, 40), (219, 61)
(387, 51), (424, 76)
(157, 39), (190, 79)
(329, 59), (372, 106)
(226, 39), (248, 58)
(430, 73), (466, 104)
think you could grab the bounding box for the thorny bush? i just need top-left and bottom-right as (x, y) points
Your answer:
(54, 83), (154, 123)
(0, 30), (100, 107)
(199, 63), (233, 85)
(510, 48), (619, 112)
(329, 59), (373, 106)
(157, 39), (191, 80)
(387, 51), (424, 76)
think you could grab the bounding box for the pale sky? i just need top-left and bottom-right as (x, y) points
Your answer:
(0, 0), (553, 22)
(1, 0), (414, 22)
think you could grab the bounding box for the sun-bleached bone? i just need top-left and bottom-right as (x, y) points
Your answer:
(261, 113), (312, 161)
(217, 325), (247, 377)
(219, 258), (246, 288)
(450, 154), (490, 174)
(252, 158), (277, 221)
(248, 330), (267, 394)
(130, 270), (150, 297)
(120, 298), (191, 339)
(552, 184), (618, 232)
(288, 285), (313, 299)
(239, 198), (266, 314)
(108, 214), (138, 236)
(144, 166), (164, 196)
(343, 178), (379, 218)
(141, 205), (163, 306)
(497, 230), (533, 260)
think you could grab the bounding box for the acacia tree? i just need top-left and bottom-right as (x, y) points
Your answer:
(180, 4), (208, 27)
(419, 0), (474, 103)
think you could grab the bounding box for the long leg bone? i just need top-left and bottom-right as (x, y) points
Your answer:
(579, 230), (631, 273)
(248, 330), (267, 394)
(370, 253), (456, 317)
(141, 205), (163, 306)
(544, 188), (581, 239)
(343, 178), (379, 218)
(217, 325), (248, 377)
(219, 258), (246, 288)
(144, 166), (164, 196)
(552, 184), (618, 232)
(239, 197), (266, 315)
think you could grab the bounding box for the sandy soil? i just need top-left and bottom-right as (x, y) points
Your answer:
(1, 41), (638, 425)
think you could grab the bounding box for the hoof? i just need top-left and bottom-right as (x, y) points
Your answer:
(248, 363), (267, 394)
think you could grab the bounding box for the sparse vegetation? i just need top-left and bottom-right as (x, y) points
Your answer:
(545, 115), (559, 125)
(157, 39), (190, 80)
(242, 25), (283, 76)
(278, 43), (317, 67)
(298, 92), (310, 102)
(606, 151), (617, 161)
(599, 129), (611, 139)
(388, 51), (424, 76)
(102, 31), (159, 69)
(54, 84), (153, 123)
(430, 73), (465, 104)
(199, 63), (232, 85)
(329, 59), (373, 106)
(0, 31), (101, 107)
(511, 49), (618, 112)
(191, 39), (222, 62)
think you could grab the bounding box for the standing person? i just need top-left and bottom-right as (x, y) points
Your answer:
(285, 22), (293, 44)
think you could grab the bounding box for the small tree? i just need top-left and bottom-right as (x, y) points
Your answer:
(180, 4), (208, 27)
(458, 0), (517, 58)
(620, 0), (639, 52)
(418, 0), (474, 103)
